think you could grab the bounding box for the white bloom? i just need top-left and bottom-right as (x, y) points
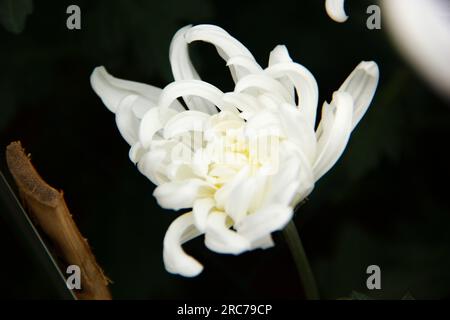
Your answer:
(91, 24), (379, 277)
(383, 0), (450, 100)
(326, 0), (450, 100)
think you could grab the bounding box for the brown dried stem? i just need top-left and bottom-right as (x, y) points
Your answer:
(6, 141), (111, 300)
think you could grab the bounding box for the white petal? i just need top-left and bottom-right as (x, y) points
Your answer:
(249, 235), (274, 250)
(265, 62), (319, 125)
(186, 25), (253, 57)
(139, 107), (177, 148)
(278, 103), (317, 163)
(204, 111), (243, 137)
(313, 91), (354, 180)
(214, 166), (250, 209)
(204, 211), (250, 254)
(266, 155), (298, 203)
(383, 0), (450, 100)
(269, 45), (292, 66)
(92, 67), (161, 102)
(225, 173), (268, 225)
(163, 212), (204, 277)
(185, 24), (258, 82)
(166, 161), (197, 181)
(325, 0), (348, 23)
(222, 92), (259, 116)
(314, 98), (333, 143)
(138, 140), (191, 185)
(137, 149), (168, 185)
(338, 61), (379, 129)
(226, 55), (263, 74)
(158, 80), (236, 113)
(170, 26), (201, 82)
(285, 142), (316, 200)
(129, 142), (145, 164)
(139, 108), (163, 148)
(244, 110), (282, 135)
(115, 95), (140, 145)
(235, 73), (292, 103)
(163, 110), (210, 139)
(236, 204), (293, 243)
(191, 148), (212, 178)
(193, 198), (215, 232)
(255, 93), (284, 111)
(153, 179), (214, 210)
(268, 45), (295, 102)
(90, 66), (163, 113)
(169, 26), (218, 114)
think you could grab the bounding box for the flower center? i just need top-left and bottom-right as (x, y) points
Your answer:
(199, 111), (281, 188)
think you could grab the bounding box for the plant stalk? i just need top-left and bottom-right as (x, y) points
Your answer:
(283, 220), (320, 300)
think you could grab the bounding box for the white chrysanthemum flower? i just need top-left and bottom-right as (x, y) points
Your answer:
(91, 24), (379, 277)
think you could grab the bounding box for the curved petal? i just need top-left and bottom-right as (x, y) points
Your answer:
(313, 91), (354, 180)
(225, 173), (269, 225)
(193, 198), (215, 232)
(269, 45), (292, 66)
(236, 204), (293, 243)
(185, 24), (258, 82)
(265, 62), (319, 125)
(222, 92), (260, 118)
(169, 26), (218, 114)
(158, 80), (236, 113)
(204, 211), (251, 254)
(91, 66), (165, 113)
(139, 108), (163, 148)
(325, 0), (348, 23)
(129, 141), (145, 164)
(286, 152), (315, 203)
(170, 26), (201, 82)
(235, 74), (292, 103)
(226, 55), (263, 74)
(137, 148), (169, 185)
(115, 95), (140, 145)
(278, 103), (317, 163)
(163, 212), (204, 277)
(268, 45), (295, 102)
(266, 153), (298, 203)
(244, 110), (281, 134)
(139, 107), (173, 148)
(214, 166), (250, 209)
(249, 235), (274, 250)
(338, 61), (379, 129)
(153, 179), (214, 210)
(163, 110), (210, 139)
(383, 0), (450, 100)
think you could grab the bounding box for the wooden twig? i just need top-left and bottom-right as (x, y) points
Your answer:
(6, 141), (111, 300)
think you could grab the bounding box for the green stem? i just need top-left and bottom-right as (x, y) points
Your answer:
(283, 220), (320, 300)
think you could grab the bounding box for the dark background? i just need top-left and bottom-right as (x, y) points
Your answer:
(0, 0), (449, 299)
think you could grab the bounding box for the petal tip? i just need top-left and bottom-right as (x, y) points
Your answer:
(325, 0), (349, 23)
(164, 254), (204, 277)
(359, 61), (379, 78)
(332, 90), (353, 106)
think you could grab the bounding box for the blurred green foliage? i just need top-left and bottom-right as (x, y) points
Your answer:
(0, 0), (33, 34)
(0, 0), (449, 299)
